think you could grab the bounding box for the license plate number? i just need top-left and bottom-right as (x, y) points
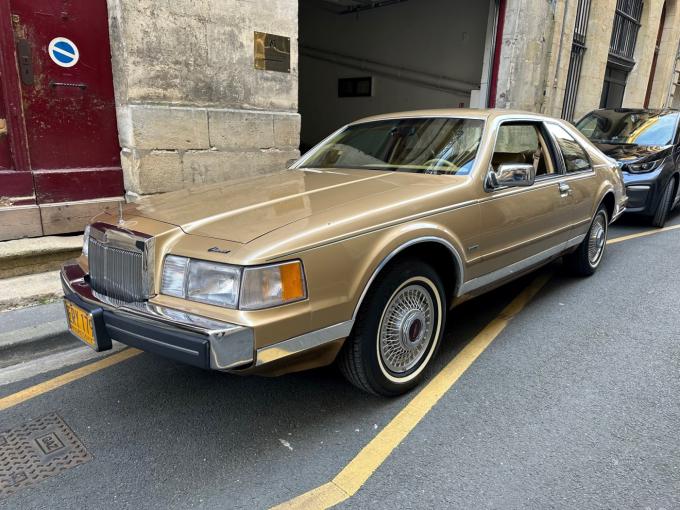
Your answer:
(64, 300), (96, 348)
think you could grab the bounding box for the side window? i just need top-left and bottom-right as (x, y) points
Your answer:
(547, 124), (591, 173)
(492, 123), (556, 177)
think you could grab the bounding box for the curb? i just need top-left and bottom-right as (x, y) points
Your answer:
(0, 271), (63, 312)
(0, 235), (82, 279)
(0, 319), (69, 350)
(0, 318), (81, 370)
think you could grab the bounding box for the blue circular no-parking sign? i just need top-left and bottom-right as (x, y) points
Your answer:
(48, 37), (79, 68)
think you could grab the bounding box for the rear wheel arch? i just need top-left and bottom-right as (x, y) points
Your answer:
(599, 191), (616, 223)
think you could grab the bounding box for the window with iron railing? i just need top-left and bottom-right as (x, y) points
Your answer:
(609, 0), (643, 67)
(562, 0), (592, 121)
(600, 0), (643, 108)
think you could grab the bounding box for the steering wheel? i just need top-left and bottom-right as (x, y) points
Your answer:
(423, 158), (456, 174)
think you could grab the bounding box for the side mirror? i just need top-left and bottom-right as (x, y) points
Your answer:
(487, 163), (535, 189)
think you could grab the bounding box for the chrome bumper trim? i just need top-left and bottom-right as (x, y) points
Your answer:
(61, 260), (254, 370)
(255, 320), (354, 366)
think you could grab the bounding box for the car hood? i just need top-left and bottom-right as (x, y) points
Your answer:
(592, 143), (673, 163)
(124, 168), (467, 243)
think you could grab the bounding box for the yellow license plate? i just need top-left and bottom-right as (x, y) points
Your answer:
(64, 300), (96, 348)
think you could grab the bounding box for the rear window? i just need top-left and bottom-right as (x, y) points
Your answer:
(547, 124), (591, 173)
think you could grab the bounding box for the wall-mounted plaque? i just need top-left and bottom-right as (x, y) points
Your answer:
(254, 32), (291, 73)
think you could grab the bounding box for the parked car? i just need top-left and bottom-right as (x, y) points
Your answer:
(576, 108), (680, 227)
(62, 109), (626, 396)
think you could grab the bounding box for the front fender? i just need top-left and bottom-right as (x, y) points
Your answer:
(345, 222), (467, 320)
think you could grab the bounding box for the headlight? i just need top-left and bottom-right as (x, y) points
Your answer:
(82, 225), (91, 258)
(240, 261), (306, 310)
(626, 158), (663, 173)
(186, 260), (241, 308)
(161, 255), (189, 298)
(160, 257), (306, 310)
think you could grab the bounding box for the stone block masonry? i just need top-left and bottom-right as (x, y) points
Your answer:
(107, 0), (299, 196)
(118, 106), (300, 195)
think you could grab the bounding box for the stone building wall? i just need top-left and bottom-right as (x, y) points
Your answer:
(106, 0), (300, 197)
(648, 0), (680, 107)
(496, 0), (680, 121)
(622, 0), (665, 107)
(541, 0), (579, 118)
(493, 0), (556, 111)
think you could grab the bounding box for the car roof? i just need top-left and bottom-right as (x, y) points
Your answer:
(349, 108), (556, 125)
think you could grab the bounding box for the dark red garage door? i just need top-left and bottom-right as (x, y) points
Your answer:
(0, 0), (123, 240)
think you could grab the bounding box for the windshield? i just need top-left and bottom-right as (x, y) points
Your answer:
(576, 110), (679, 146)
(300, 117), (485, 175)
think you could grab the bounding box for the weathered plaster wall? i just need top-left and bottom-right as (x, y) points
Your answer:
(622, 0), (665, 107)
(571, 0), (617, 120)
(648, 0), (680, 107)
(107, 0), (300, 196)
(541, 0), (579, 118)
(493, 0), (556, 111)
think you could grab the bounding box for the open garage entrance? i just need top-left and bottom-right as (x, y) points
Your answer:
(298, 0), (502, 151)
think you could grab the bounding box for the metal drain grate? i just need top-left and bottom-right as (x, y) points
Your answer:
(0, 412), (92, 498)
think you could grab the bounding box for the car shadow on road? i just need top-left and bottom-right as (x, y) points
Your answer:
(611, 207), (680, 234)
(68, 267), (544, 457)
(0, 264), (567, 508)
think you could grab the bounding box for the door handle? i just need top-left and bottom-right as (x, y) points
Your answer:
(558, 182), (572, 197)
(0, 118), (6, 136)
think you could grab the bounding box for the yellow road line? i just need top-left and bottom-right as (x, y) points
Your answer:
(608, 223), (680, 245)
(0, 348), (141, 412)
(272, 272), (551, 510)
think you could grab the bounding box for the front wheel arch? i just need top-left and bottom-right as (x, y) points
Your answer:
(351, 237), (463, 322)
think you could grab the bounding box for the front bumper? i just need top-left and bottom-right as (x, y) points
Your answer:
(61, 261), (254, 370)
(622, 166), (666, 214)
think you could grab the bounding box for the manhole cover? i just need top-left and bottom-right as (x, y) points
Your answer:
(0, 412), (92, 498)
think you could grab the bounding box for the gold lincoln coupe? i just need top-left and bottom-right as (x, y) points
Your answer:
(62, 109), (626, 396)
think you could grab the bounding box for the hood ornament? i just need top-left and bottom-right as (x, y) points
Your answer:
(118, 200), (124, 225)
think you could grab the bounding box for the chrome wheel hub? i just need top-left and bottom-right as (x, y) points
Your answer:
(379, 284), (435, 374)
(588, 213), (607, 266)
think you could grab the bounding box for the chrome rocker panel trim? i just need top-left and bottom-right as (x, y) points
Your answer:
(459, 234), (586, 295)
(256, 320), (354, 366)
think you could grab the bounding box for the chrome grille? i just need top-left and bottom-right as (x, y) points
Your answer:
(87, 223), (154, 302)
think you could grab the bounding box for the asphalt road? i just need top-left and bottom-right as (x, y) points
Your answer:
(1, 210), (679, 510)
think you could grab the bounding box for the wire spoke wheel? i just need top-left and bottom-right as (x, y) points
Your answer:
(378, 283), (435, 375)
(588, 212), (607, 266)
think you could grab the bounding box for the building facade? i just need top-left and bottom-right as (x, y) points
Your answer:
(1, 0), (679, 240)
